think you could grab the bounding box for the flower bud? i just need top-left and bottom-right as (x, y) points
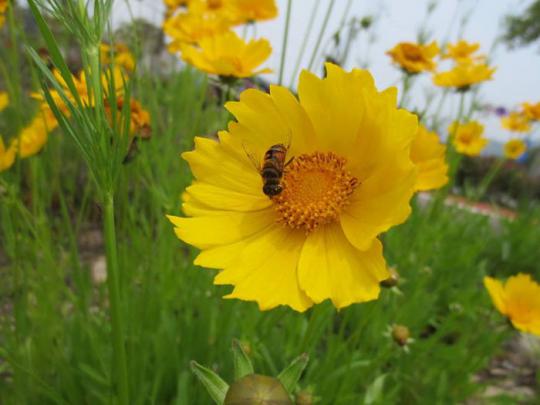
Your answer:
(380, 267), (400, 288)
(224, 374), (292, 405)
(391, 324), (410, 347)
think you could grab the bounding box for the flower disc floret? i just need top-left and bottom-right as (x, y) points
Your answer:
(273, 152), (358, 232)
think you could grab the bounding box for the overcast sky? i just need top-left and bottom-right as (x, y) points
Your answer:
(110, 0), (539, 146)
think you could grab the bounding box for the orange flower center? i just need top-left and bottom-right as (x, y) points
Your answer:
(272, 152), (358, 233)
(207, 0), (223, 9)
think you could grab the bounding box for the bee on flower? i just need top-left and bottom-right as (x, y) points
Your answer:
(449, 121), (488, 157)
(484, 274), (540, 336)
(503, 139), (527, 160)
(501, 111), (531, 133)
(386, 41), (439, 74)
(168, 64), (419, 311)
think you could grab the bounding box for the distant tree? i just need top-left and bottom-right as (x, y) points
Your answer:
(504, 0), (540, 48)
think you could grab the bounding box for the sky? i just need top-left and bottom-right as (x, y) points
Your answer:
(110, 0), (540, 148)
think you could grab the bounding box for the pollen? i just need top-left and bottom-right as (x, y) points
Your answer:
(272, 152), (358, 232)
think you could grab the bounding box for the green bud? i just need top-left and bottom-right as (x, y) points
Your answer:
(190, 361), (229, 405)
(224, 374), (292, 405)
(232, 339), (254, 380)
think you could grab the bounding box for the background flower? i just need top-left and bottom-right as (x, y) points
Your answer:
(386, 41), (439, 74)
(449, 121), (488, 156)
(503, 139), (527, 160)
(410, 125), (448, 191)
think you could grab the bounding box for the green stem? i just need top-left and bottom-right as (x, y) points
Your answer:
(474, 158), (505, 201)
(278, 0), (292, 86)
(290, 0), (320, 87)
(446, 91), (467, 187)
(307, 0), (336, 72)
(399, 73), (414, 109)
(103, 193), (129, 405)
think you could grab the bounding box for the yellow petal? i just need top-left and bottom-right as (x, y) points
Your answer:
(483, 276), (507, 315)
(297, 223), (389, 309)
(215, 225), (313, 312)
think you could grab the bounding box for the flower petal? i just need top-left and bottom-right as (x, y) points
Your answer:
(483, 276), (507, 315)
(214, 225), (313, 312)
(297, 223), (389, 309)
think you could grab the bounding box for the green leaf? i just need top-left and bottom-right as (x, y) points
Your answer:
(364, 374), (387, 405)
(232, 339), (254, 380)
(190, 361), (229, 405)
(277, 353), (309, 394)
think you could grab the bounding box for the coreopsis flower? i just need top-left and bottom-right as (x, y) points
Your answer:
(484, 274), (540, 336)
(433, 62), (495, 91)
(0, 91), (8, 111)
(443, 40), (483, 64)
(501, 111), (531, 133)
(504, 139), (527, 160)
(225, 0), (278, 24)
(163, 12), (231, 50)
(386, 41), (439, 74)
(164, 0), (191, 17)
(12, 114), (51, 159)
(0, 0), (8, 29)
(105, 97), (151, 139)
(180, 31), (271, 78)
(100, 42), (136, 71)
(0, 136), (16, 172)
(522, 102), (540, 121)
(410, 125), (448, 191)
(168, 63), (418, 311)
(449, 121), (488, 156)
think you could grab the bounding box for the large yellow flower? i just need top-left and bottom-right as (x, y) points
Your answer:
(0, 136), (16, 172)
(484, 274), (540, 336)
(0, 91), (8, 111)
(410, 125), (448, 191)
(180, 31), (271, 78)
(449, 121), (488, 156)
(433, 63), (495, 90)
(386, 41), (439, 74)
(168, 63), (418, 311)
(443, 40), (483, 64)
(504, 139), (526, 160)
(522, 102), (540, 121)
(501, 111), (531, 133)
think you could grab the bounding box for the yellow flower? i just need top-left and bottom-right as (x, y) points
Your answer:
(484, 274), (540, 336)
(410, 125), (448, 191)
(504, 139), (526, 160)
(386, 41), (439, 74)
(501, 111), (531, 133)
(0, 91), (8, 112)
(163, 12), (231, 50)
(180, 31), (271, 78)
(225, 0), (278, 24)
(168, 63), (418, 311)
(164, 0), (191, 17)
(0, 0), (8, 29)
(522, 102), (540, 121)
(12, 114), (51, 159)
(449, 121), (488, 156)
(0, 136), (16, 172)
(443, 40), (483, 64)
(433, 62), (495, 90)
(100, 42), (136, 71)
(105, 97), (151, 139)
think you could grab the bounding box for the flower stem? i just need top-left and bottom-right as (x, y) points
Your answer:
(307, 0), (336, 72)
(399, 73), (414, 108)
(474, 158), (505, 201)
(103, 192), (129, 405)
(290, 0), (319, 87)
(447, 91), (467, 186)
(278, 0), (292, 86)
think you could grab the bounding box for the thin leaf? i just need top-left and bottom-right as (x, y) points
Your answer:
(232, 339), (254, 380)
(277, 353), (309, 394)
(190, 361), (229, 405)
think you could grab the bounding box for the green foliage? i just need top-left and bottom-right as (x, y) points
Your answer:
(504, 0), (540, 48)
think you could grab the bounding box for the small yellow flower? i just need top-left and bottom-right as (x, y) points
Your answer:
(410, 125), (448, 191)
(433, 62), (495, 90)
(443, 40), (483, 64)
(449, 121), (488, 156)
(386, 41), (439, 74)
(484, 274), (540, 336)
(180, 31), (271, 78)
(0, 0), (8, 29)
(12, 114), (51, 159)
(0, 91), (8, 112)
(100, 42), (136, 71)
(522, 102), (540, 121)
(163, 12), (231, 50)
(105, 97), (151, 138)
(225, 0), (278, 24)
(0, 136), (16, 172)
(504, 139), (526, 160)
(168, 63), (418, 311)
(501, 111), (531, 133)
